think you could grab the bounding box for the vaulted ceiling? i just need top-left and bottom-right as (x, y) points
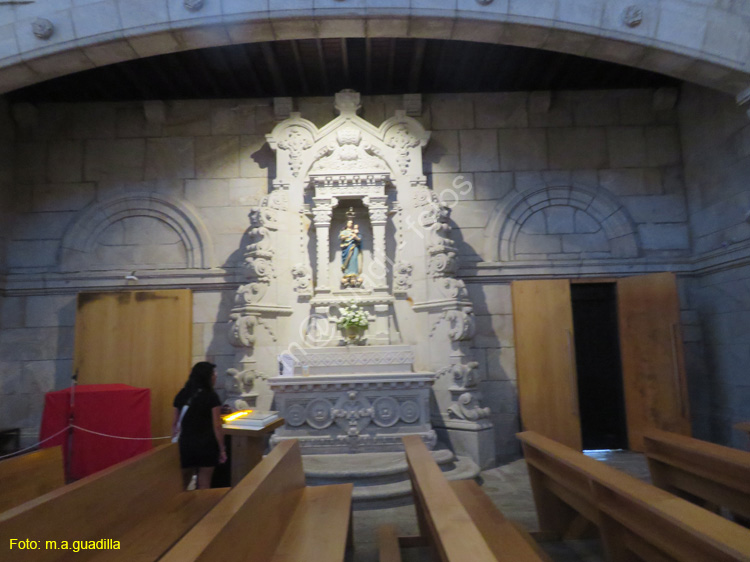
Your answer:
(7, 38), (679, 103)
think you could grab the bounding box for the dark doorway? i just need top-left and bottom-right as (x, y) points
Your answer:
(571, 283), (628, 450)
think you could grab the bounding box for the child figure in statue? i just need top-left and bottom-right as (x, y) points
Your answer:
(340, 217), (363, 288)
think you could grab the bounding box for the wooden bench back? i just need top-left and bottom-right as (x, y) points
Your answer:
(160, 439), (307, 562)
(0, 446), (65, 513)
(403, 435), (499, 562)
(518, 431), (750, 562)
(644, 429), (750, 518)
(448, 480), (550, 561)
(0, 444), (182, 552)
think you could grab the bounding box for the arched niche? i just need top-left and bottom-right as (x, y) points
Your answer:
(484, 184), (639, 262)
(59, 193), (214, 272)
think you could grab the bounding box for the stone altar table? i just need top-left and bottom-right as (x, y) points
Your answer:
(270, 346), (436, 454)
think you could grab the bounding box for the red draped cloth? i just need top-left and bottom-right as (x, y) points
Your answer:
(39, 384), (152, 481)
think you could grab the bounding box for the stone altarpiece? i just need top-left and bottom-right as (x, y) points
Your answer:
(224, 91), (495, 467)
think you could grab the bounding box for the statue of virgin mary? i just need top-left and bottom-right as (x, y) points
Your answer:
(340, 209), (363, 288)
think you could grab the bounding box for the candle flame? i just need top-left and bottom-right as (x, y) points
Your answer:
(222, 410), (254, 422)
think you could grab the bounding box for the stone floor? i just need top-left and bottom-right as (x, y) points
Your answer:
(349, 449), (651, 562)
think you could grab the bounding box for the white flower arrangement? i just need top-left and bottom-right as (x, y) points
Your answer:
(337, 301), (369, 329)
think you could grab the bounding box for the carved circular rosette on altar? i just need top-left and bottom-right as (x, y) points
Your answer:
(372, 397), (400, 427)
(286, 403), (307, 427)
(400, 400), (420, 423)
(306, 398), (334, 429)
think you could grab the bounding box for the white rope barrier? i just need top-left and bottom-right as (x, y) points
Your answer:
(0, 426), (70, 461)
(0, 425), (173, 461)
(71, 425), (172, 441)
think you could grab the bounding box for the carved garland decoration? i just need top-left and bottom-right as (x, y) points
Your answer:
(278, 125), (313, 177)
(282, 392), (424, 434)
(385, 123), (421, 175)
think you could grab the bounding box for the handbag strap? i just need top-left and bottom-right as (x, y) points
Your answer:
(173, 389), (202, 442)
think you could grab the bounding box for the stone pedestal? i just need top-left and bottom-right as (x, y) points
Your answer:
(270, 370), (436, 454)
(433, 418), (496, 470)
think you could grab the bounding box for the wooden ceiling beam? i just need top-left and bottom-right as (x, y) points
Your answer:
(170, 53), (204, 95)
(408, 38), (426, 93)
(261, 42), (287, 97)
(112, 63), (153, 100)
(386, 38), (396, 94)
(237, 44), (265, 97)
(432, 41), (449, 91)
(222, 46), (260, 97)
(6, 38), (681, 103)
(144, 57), (183, 98)
(290, 40), (310, 96)
(185, 50), (223, 97)
(208, 49), (245, 98)
(341, 38), (350, 86)
(365, 38), (372, 94)
(316, 39), (330, 94)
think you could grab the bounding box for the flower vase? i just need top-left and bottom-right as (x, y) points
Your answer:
(344, 325), (364, 345)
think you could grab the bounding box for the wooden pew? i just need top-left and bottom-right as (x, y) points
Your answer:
(518, 430), (750, 562)
(382, 434), (547, 562)
(0, 443), (227, 561)
(449, 479), (552, 562)
(643, 429), (750, 521)
(159, 439), (353, 562)
(0, 446), (64, 513)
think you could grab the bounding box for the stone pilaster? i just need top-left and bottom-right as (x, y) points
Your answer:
(367, 196), (389, 290)
(312, 198), (333, 293)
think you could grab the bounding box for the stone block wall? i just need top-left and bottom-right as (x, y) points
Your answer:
(428, 89), (689, 265)
(0, 294), (75, 437)
(680, 84), (750, 448)
(9, 99), (273, 273)
(0, 89), (702, 458)
(2, 99), (278, 444)
(467, 283), (519, 460)
(0, 98), (13, 273)
(0, 98), (14, 416)
(423, 90), (692, 458)
(191, 289), (239, 393)
(680, 84), (750, 255)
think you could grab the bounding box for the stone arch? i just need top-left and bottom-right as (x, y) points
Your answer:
(59, 192), (214, 271)
(484, 184), (639, 262)
(1, 5), (748, 98)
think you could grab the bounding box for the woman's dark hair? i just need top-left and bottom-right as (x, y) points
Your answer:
(186, 361), (216, 393)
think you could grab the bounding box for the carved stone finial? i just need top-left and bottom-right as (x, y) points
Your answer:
(622, 5), (643, 28)
(184, 0), (205, 11)
(334, 89), (361, 115)
(32, 18), (54, 40)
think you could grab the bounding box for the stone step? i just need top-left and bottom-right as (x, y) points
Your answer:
(302, 445), (481, 509)
(302, 445), (455, 479)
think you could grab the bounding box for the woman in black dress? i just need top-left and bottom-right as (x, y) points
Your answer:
(172, 361), (227, 489)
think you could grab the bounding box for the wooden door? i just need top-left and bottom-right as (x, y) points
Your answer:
(74, 290), (192, 438)
(512, 280), (582, 450)
(617, 273), (691, 451)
